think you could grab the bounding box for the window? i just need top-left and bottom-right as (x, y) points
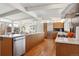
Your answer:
(0, 18), (12, 23)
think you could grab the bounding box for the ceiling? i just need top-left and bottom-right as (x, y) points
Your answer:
(0, 3), (70, 22)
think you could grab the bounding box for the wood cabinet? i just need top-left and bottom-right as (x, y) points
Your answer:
(0, 37), (13, 56)
(0, 38), (2, 56)
(26, 33), (44, 52)
(53, 22), (64, 29)
(56, 43), (79, 56)
(47, 32), (57, 40)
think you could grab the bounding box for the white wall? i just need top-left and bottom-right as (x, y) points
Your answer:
(47, 23), (53, 31)
(36, 22), (43, 32)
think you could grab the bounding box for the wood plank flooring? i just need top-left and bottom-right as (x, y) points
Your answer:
(25, 39), (56, 56)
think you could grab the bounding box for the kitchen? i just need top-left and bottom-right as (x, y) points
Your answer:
(0, 3), (79, 56)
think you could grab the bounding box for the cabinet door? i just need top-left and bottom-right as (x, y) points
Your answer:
(0, 40), (1, 56)
(1, 38), (12, 56)
(53, 22), (64, 28)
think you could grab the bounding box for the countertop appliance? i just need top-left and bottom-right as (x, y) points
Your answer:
(13, 36), (25, 56)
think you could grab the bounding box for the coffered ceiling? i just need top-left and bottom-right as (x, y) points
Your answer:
(0, 3), (70, 21)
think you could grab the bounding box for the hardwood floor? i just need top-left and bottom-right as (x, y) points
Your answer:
(25, 39), (56, 56)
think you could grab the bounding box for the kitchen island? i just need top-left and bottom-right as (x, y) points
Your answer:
(0, 34), (25, 56)
(55, 37), (79, 56)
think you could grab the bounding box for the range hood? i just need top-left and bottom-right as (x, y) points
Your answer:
(75, 13), (79, 16)
(62, 4), (79, 18)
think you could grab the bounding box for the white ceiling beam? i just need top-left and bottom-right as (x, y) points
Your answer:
(10, 3), (39, 20)
(26, 4), (69, 11)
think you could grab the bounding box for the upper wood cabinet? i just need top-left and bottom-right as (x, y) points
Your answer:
(53, 22), (64, 28)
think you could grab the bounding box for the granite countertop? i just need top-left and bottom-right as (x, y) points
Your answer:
(0, 32), (44, 38)
(0, 34), (25, 38)
(55, 37), (79, 45)
(26, 32), (44, 35)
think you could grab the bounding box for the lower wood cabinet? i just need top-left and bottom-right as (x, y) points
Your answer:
(26, 33), (44, 52)
(0, 39), (1, 56)
(56, 43), (79, 56)
(0, 37), (13, 56)
(47, 32), (57, 40)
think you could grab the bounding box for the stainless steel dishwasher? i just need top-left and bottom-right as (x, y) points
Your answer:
(13, 36), (25, 56)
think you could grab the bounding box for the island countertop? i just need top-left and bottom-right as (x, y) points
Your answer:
(55, 37), (79, 45)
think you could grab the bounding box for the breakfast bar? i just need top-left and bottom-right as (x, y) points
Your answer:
(55, 37), (79, 56)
